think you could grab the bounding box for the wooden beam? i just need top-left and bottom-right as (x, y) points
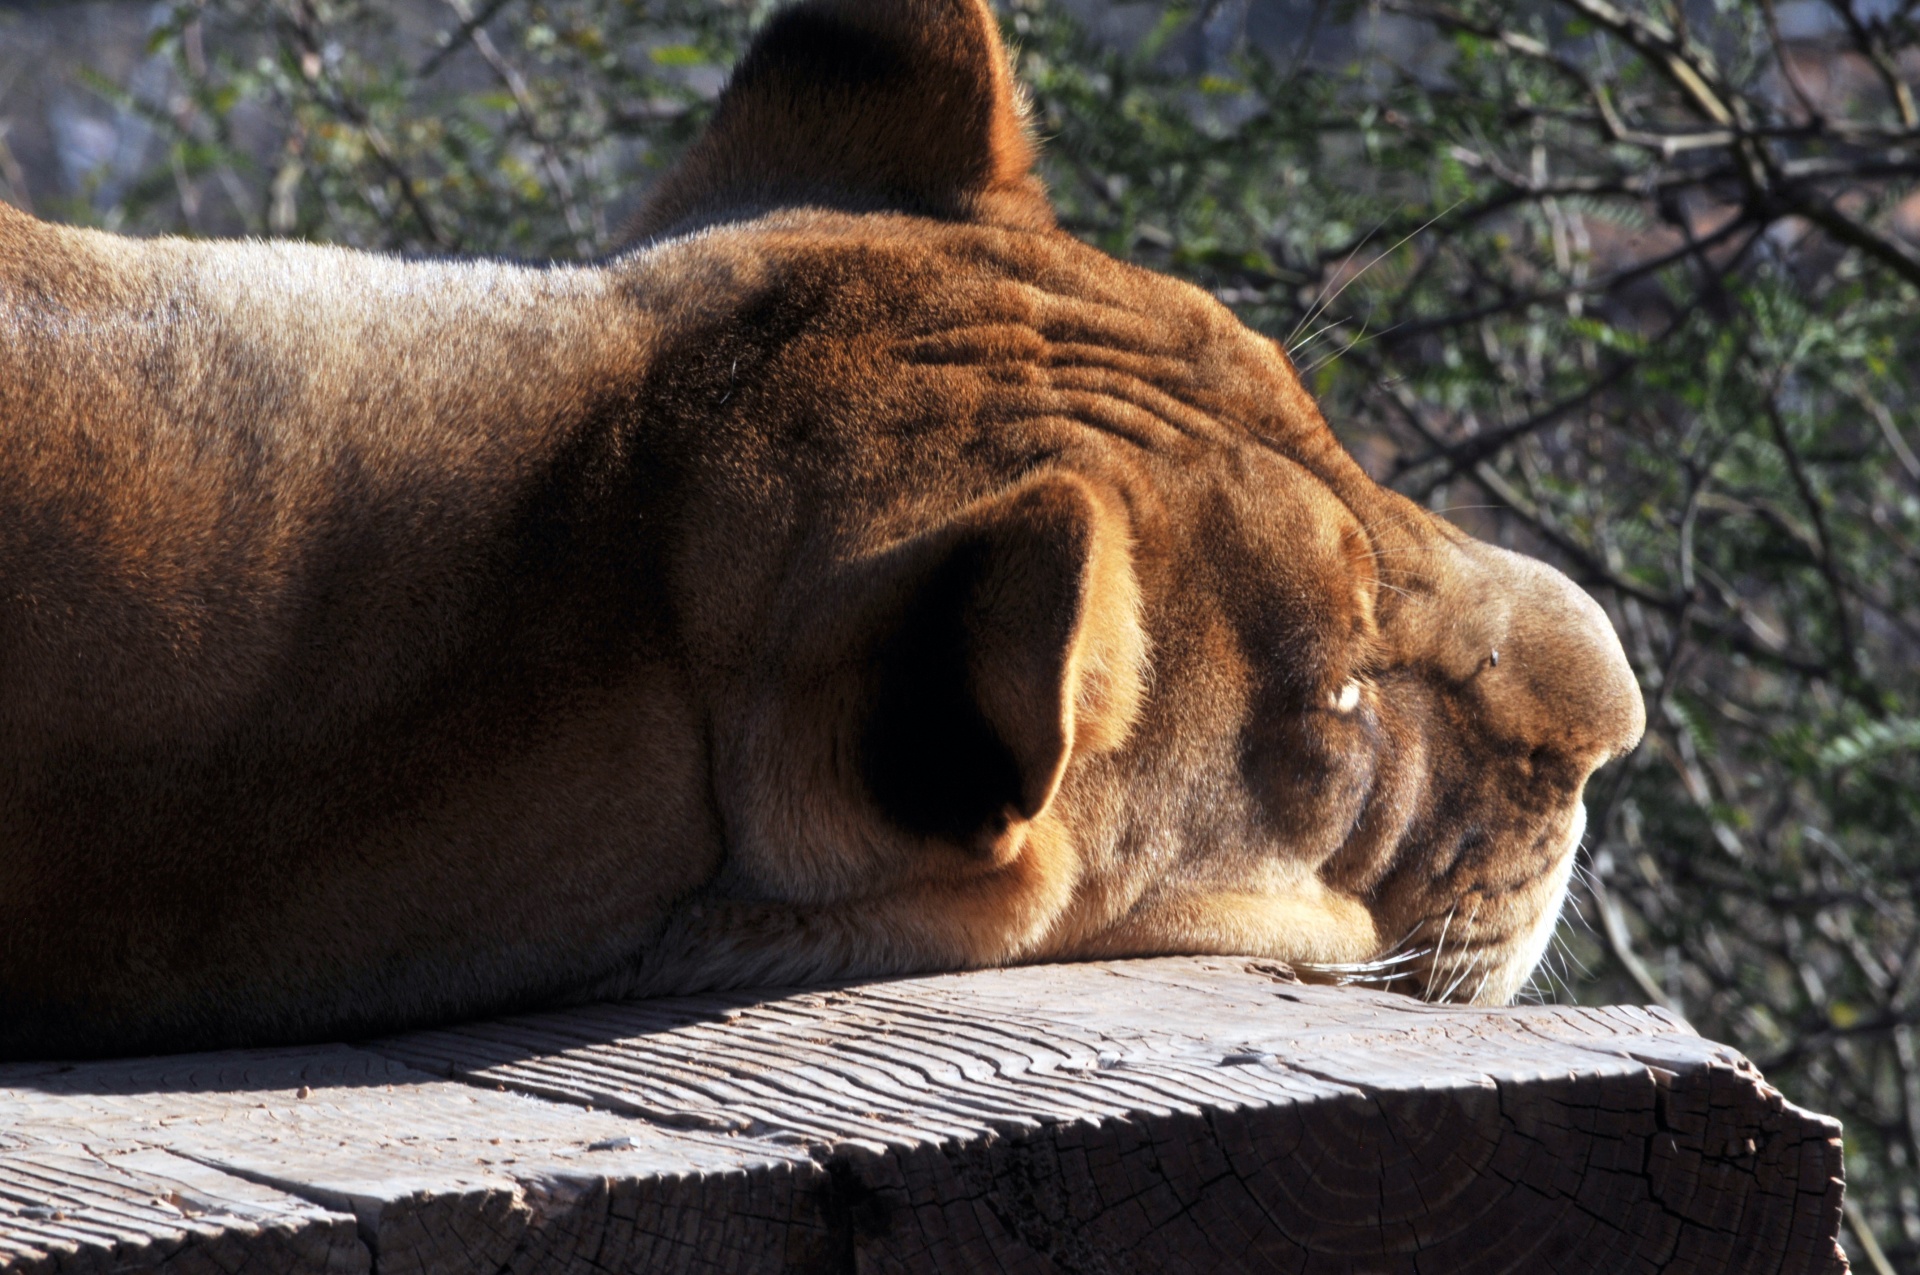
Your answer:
(0, 958), (1847, 1274)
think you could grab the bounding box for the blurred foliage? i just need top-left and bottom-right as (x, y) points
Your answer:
(38, 0), (1920, 1264)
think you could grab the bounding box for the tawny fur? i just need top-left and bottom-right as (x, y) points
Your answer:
(0, 0), (1643, 1059)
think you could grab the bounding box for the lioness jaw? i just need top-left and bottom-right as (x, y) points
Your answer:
(0, 0), (1644, 1059)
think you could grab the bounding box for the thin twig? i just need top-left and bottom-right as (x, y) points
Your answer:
(1761, 387), (1858, 673)
(418, 0), (517, 79)
(441, 0), (595, 256)
(1845, 1199), (1899, 1275)
(281, 1), (449, 248)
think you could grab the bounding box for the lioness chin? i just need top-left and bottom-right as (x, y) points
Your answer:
(0, 0), (1644, 1060)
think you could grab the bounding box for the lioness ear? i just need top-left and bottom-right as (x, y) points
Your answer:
(862, 475), (1146, 857)
(629, 0), (1053, 239)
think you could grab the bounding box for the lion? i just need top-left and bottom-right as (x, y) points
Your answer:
(0, 0), (1643, 1060)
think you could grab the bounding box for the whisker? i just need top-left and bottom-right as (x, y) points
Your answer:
(1424, 904), (1460, 1003)
(1288, 314), (1358, 360)
(1313, 971), (1405, 987)
(1562, 887), (1599, 937)
(1358, 504), (1500, 541)
(1295, 316), (1375, 373)
(1543, 948), (1568, 999)
(1432, 901), (1483, 1003)
(1296, 947), (1433, 973)
(1298, 317), (1404, 378)
(1436, 956), (1479, 1004)
(1557, 930), (1593, 979)
(1285, 211), (1398, 348)
(1286, 200), (1461, 355)
(1379, 919), (1430, 960)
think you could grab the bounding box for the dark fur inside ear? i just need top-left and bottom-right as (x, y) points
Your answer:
(862, 534), (1034, 850)
(628, 0), (1054, 239)
(860, 477), (1139, 855)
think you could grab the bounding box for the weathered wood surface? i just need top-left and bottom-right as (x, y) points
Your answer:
(0, 958), (1846, 1275)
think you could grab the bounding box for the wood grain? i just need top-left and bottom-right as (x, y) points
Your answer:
(0, 959), (1847, 1273)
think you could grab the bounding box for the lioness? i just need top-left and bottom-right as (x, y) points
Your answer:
(0, 0), (1643, 1059)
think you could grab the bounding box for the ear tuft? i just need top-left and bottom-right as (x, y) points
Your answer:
(861, 474), (1145, 857)
(630, 0), (1054, 239)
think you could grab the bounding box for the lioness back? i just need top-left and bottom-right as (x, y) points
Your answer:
(0, 0), (1643, 1059)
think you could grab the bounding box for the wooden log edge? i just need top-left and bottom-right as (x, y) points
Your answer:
(0, 958), (1848, 1274)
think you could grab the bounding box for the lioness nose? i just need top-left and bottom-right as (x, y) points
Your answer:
(1442, 542), (1646, 769)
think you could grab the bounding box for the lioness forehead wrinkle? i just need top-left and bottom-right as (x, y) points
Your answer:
(0, 0), (1643, 1058)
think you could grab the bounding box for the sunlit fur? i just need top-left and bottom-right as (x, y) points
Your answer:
(0, 0), (1644, 1059)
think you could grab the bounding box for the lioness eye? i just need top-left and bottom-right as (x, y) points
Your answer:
(1330, 680), (1361, 713)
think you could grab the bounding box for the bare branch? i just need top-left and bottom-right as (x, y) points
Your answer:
(418, 0), (518, 81)
(280, 1), (449, 249)
(1552, 0), (1739, 127)
(1826, 0), (1920, 128)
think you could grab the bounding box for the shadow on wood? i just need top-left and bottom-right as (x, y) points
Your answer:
(0, 958), (1847, 1274)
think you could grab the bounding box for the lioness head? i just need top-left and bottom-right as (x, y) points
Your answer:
(617, 0), (1646, 1007)
(0, 0), (1644, 1057)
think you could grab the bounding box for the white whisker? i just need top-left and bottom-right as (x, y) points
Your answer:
(1286, 200), (1461, 356)
(1437, 956), (1479, 1004)
(1314, 971), (1405, 987)
(1432, 901), (1482, 1003)
(1296, 947), (1433, 973)
(1424, 904), (1459, 1003)
(1285, 212), (1396, 348)
(1288, 315), (1357, 360)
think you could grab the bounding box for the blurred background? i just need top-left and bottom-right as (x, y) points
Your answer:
(2, 0), (1916, 1265)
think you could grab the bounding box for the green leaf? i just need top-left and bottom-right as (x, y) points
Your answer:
(648, 44), (708, 67)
